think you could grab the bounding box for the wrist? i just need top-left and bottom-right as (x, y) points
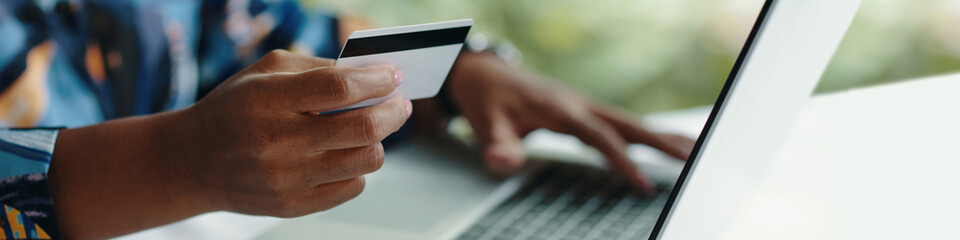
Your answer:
(49, 110), (217, 238)
(450, 51), (504, 86)
(149, 107), (223, 213)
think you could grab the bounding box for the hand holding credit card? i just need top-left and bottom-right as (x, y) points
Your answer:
(325, 19), (473, 112)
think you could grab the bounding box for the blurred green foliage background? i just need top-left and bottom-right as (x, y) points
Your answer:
(304, 0), (960, 114)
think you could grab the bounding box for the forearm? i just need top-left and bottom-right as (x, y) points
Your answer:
(48, 109), (213, 239)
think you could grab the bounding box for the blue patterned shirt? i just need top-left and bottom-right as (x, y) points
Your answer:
(0, 0), (343, 238)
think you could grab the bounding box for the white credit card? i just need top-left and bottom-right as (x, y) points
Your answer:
(328, 19), (473, 112)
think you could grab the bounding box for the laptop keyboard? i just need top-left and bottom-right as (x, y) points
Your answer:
(458, 163), (669, 240)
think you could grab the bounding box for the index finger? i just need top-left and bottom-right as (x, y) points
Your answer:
(281, 64), (399, 112)
(257, 49), (336, 73)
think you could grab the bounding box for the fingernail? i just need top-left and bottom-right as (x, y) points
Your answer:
(404, 99), (413, 117)
(395, 69), (404, 87)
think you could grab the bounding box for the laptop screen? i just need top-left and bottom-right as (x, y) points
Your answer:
(654, 0), (862, 239)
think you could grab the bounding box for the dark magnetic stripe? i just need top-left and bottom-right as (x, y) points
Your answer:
(0, 138), (52, 163)
(339, 26), (470, 58)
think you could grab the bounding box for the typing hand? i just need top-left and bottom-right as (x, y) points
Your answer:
(448, 52), (695, 194)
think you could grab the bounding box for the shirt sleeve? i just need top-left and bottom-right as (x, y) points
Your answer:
(0, 128), (60, 239)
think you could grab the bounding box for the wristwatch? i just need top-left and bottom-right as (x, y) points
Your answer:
(463, 32), (523, 66)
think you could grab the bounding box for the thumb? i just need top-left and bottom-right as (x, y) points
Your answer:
(478, 113), (526, 175)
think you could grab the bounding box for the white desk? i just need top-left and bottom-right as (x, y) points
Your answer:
(119, 72), (960, 239)
(721, 73), (960, 240)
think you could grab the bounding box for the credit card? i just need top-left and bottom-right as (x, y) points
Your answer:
(328, 19), (473, 112)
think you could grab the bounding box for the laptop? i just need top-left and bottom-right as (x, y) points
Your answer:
(260, 0), (862, 239)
